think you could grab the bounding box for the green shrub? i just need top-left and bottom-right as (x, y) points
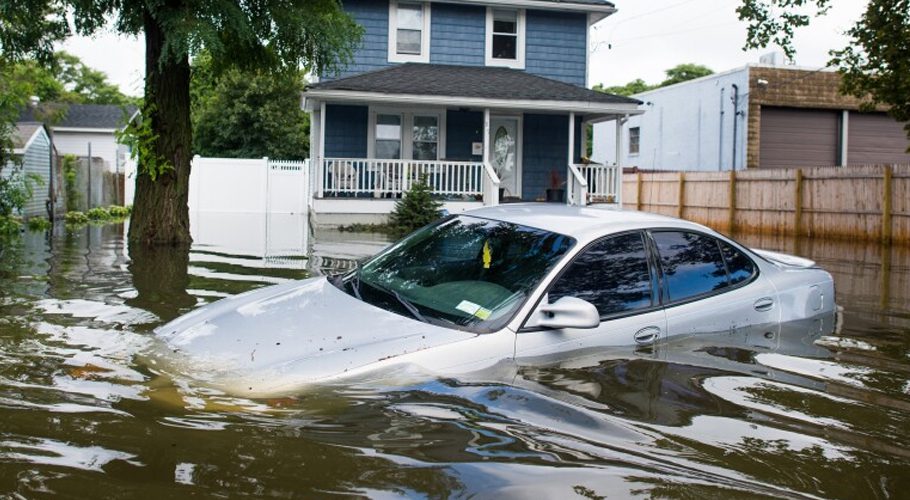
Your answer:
(26, 216), (52, 231)
(62, 154), (81, 212)
(0, 215), (23, 235)
(389, 175), (443, 235)
(65, 211), (89, 225)
(86, 207), (111, 220)
(107, 205), (130, 218)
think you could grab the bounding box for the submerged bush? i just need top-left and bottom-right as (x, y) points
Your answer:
(86, 207), (111, 220)
(0, 215), (23, 235)
(65, 211), (89, 225)
(107, 205), (130, 218)
(389, 176), (443, 235)
(26, 216), (52, 231)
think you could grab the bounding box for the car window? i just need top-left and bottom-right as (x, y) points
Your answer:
(336, 215), (575, 333)
(652, 231), (728, 301)
(548, 232), (654, 317)
(719, 241), (755, 285)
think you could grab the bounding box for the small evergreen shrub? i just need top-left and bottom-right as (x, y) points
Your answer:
(107, 205), (130, 218)
(65, 211), (89, 225)
(86, 207), (111, 220)
(27, 216), (52, 231)
(389, 175), (443, 235)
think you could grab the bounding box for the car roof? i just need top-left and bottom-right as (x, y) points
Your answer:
(464, 203), (706, 241)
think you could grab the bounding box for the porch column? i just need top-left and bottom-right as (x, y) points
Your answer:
(482, 108), (499, 206)
(567, 112), (575, 206)
(317, 101), (326, 198)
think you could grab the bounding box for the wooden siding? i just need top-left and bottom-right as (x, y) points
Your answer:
(325, 105), (369, 158)
(21, 130), (51, 217)
(521, 113), (583, 201)
(759, 107), (839, 168)
(329, 1), (589, 85)
(622, 165), (910, 244)
(445, 110), (483, 161)
(848, 112), (910, 166)
(430, 3), (485, 67)
(525, 10), (587, 86)
(333, 0), (390, 79)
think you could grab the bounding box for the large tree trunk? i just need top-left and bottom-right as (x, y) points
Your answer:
(128, 9), (192, 246)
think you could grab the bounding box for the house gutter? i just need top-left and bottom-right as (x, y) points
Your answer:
(303, 90), (643, 116)
(433, 0), (617, 16)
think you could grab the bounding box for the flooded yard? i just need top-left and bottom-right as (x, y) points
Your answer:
(1, 213), (908, 498)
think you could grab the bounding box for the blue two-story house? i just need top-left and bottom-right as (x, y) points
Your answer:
(303, 0), (642, 221)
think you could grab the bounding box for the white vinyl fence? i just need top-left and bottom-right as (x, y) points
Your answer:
(187, 156), (309, 213)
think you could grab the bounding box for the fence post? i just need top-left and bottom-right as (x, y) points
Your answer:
(636, 172), (643, 211)
(794, 169), (804, 237)
(882, 165), (893, 244)
(728, 169), (736, 234)
(677, 171), (685, 219)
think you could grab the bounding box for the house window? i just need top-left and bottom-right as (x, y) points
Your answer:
(485, 8), (525, 69)
(629, 126), (640, 156)
(389, 1), (430, 63)
(375, 114), (402, 159)
(412, 115), (439, 160)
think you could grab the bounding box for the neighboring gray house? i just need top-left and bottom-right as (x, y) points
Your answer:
(50, 104), (138, 174)
(5, 122), (57, 218)
(593, 61), (910, 170)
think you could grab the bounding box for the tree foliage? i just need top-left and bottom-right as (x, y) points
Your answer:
(593, 64), (715, 97)
(9, 52), (137, 106)
(191, 52), (310, 160)
(661, 63), (714, 87)
(0, 0), (362, 245)
(738, 0), (910, 145)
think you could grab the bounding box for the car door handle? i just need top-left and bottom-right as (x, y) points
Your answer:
(634, 326), (661, 345)
(754, 297), (775, 312)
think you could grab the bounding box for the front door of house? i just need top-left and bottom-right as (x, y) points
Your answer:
(490, 117), (520, 199)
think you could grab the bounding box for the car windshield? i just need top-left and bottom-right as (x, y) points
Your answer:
(333, 215), (575, 333)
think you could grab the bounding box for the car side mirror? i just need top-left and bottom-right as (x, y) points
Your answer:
(530, 296), (600, 330)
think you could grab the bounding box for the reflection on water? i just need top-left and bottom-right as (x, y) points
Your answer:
(1, 215), (909, 498)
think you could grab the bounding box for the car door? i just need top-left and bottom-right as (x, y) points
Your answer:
(649, 230), (780, 347)
(514, 231), (667, 362)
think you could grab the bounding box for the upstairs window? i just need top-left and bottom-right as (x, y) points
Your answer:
(629, 127), (640, 156)
(389, 1), (430, 63)
(485, 8), (525, 69)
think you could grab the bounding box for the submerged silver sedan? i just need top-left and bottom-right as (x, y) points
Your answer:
(155, 204), (837, 395)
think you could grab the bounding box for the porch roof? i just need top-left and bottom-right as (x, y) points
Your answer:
(305, 64), (642, 119)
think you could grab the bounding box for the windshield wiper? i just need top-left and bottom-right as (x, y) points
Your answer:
(391, 290), (428, 324)
(349, 262), (363, 301)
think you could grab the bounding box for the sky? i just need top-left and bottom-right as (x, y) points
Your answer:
(60, 0), (870, 97)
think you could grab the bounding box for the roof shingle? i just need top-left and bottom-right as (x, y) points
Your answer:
(310, 64), (640, 105)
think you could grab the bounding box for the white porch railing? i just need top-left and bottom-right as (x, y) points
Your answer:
(319, 158), (497, 202)
(568, 163), (621, 206)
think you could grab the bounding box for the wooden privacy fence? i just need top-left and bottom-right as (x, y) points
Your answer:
(622, 164), (910, 244)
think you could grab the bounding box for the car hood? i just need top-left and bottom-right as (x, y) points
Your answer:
(154, 277), (476, 393)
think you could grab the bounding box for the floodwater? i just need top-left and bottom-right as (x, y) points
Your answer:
(1, 212), (908, 498)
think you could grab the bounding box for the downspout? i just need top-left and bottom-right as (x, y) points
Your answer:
(718, 87), (725, 171)
(731, 83), (739, 171)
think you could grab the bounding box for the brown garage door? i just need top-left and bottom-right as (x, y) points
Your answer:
(848, 112), (910, 165)
(759, 107), (839, 168)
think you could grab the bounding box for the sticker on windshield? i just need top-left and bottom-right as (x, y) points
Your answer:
(456, 300), (480, 315)
(456, 300), (491, 320)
